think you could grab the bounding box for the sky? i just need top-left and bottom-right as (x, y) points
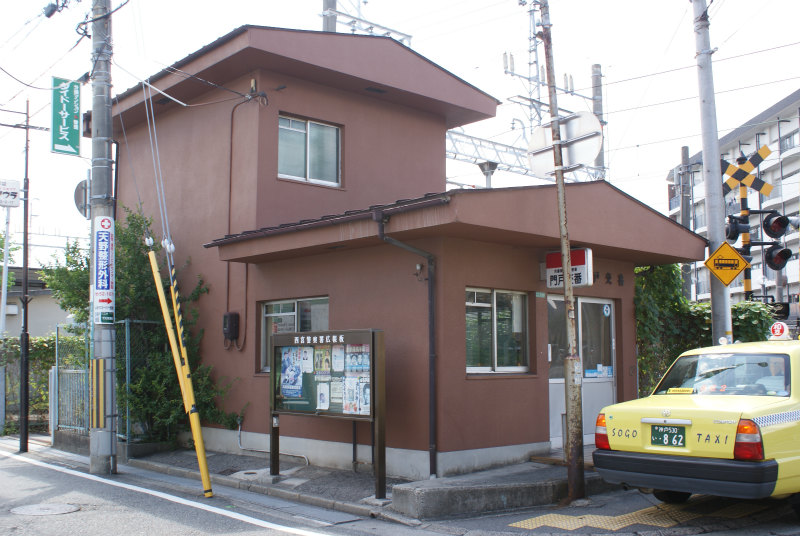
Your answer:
(1, 0), (799, 266)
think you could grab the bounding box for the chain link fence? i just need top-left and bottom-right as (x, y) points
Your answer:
(0, 320), (169, 443)
(115, 319), (164, 443)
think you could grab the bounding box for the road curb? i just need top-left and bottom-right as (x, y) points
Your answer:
(125, 458), (381, 520)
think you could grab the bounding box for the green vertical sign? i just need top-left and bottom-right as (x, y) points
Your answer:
(51, 77), (80, 156)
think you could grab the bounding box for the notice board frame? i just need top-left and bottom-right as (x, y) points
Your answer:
(269, 329), (386, 498)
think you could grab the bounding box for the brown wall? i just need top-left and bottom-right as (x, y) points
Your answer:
(115, 67), (641, 457)
(251, 70), (447, 231)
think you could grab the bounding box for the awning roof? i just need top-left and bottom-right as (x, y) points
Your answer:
(205, 182), (707, 266)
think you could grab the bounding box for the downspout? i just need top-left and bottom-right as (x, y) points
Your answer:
(373, 210), (438, 478)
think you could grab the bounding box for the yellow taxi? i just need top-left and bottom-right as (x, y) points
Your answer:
(593, 322), (800, 504)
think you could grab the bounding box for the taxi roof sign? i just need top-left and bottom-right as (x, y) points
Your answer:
(769, 321), (792, 340)
(704, 242), (749, 286)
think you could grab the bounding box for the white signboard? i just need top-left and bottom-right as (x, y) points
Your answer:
(545, 248), (593, 289)
(93, 216), (115, 324)
(0, 180), (20, 208)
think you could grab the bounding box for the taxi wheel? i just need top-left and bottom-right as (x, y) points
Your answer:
(653, 490), (692, 504)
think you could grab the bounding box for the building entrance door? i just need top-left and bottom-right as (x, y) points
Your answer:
(547, 296), (616, 449)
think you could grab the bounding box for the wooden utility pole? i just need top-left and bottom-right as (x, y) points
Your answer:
(539, 0), (585, 501)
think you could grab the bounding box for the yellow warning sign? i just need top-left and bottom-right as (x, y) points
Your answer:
(705, 242), (749, 286)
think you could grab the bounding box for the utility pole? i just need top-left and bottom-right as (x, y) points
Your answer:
(539, 0), (585, 501)
(322, 0), (337, 32)
(679, 146), (692, 299)
(0, 103), (31, 452)
(692, 0), (732, 345)
(591, 64), (605, 178)
(88, 0), (116, 474)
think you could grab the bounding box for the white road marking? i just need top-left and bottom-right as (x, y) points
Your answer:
(0, 449), (331, 535)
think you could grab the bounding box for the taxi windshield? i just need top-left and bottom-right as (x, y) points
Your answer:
(653, 352), (790, 396)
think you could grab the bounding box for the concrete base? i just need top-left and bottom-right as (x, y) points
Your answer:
(392, 465), (616, 519)
(195, 426), (551, 481)
(53, 430), (175, 464)
(53, 430), (90, 455)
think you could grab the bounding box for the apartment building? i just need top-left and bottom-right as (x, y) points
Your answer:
(668, 88), (800, 321)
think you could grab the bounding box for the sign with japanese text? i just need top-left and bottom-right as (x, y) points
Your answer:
(271, 329), (382, 420)
(51, 77), (80, 156)
(545, 248), (593, 289)
(93, 216), (115, 324)
(0, 180), (20, 208)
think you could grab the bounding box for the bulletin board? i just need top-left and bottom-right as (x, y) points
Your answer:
(269, 329), (386, 498)
(270, 329), (381, 420)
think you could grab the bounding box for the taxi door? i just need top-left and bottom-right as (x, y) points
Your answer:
(547, 296), (616, 449)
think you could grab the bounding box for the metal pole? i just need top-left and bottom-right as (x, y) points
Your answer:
(19, 100), (30, 453)
(0, 206), (11, 336)
(539, 0), (584, 501)
(591, 64), (605, 178)
(692, 0), (732, 344)
(89, 0), (116, 474)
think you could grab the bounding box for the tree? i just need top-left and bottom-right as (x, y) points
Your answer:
(635, 265), (775, 396)
(42, 208), (239, 441)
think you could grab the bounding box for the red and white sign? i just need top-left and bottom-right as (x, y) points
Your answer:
(769, 321), (791, 340)
(545, 248), (593, 289)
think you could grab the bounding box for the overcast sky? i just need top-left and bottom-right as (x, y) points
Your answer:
(1, 0), (799, 265)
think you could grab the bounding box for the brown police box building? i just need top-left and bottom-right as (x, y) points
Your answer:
(112, 26), (706, 480)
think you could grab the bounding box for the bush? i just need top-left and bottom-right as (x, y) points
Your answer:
(635, 265), (775, 396)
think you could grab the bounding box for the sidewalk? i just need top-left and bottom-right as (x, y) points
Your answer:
(127, 443), (614, 521)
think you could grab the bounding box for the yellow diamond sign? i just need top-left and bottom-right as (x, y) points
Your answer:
(705, 242), (749, 286)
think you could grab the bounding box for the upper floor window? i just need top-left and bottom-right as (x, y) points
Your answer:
(278, 116), (340, 185)
(780, 129), (800, 153)
(465, 288), (528, 373)
(260, 297), (329, 372)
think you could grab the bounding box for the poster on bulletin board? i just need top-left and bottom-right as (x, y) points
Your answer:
(270, 329), (383, 421)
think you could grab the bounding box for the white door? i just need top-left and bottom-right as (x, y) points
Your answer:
(547, 296), (616, 448)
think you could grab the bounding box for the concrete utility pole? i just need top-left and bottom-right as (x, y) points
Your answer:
(692, 0), (732, 345)
(322, 0), (337, 31)
(89, 0), (117, 474)
(539, 0), (585, 501)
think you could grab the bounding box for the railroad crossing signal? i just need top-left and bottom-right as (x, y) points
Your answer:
(705, 241), (749, 286)
(721, 145), (773, 196)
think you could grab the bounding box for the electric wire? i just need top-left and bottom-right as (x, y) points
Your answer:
(142, 83), (174, 269)
(76, 0), (130, 38)
(1, 13), (45, 54)
(161, 65), (251, 99)
(1, 33), (87, 107)
(115, 96), (144, 214)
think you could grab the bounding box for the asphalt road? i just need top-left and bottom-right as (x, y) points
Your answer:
(3, 440), (800, 536)
(0, 448), (439, 536)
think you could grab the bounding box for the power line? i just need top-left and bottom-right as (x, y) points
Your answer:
(605, 74), (800, 116)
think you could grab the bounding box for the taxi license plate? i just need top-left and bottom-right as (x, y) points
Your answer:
(651, 425), (685, 447)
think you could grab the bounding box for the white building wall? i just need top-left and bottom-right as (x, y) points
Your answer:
(669, 90), (800, 326)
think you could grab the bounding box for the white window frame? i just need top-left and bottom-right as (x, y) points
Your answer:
(260, 297), (329, 372)
(278, 115), (341, 186)
(465, 287), (529, 374)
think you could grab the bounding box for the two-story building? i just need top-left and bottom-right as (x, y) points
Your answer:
(112, 26), (706, 479)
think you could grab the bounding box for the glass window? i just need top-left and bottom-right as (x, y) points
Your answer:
(466, 288), (528, 373)
(278, 116), (340, 185)
(653, 353), (790, 396)
(260, 297), (329, 372)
